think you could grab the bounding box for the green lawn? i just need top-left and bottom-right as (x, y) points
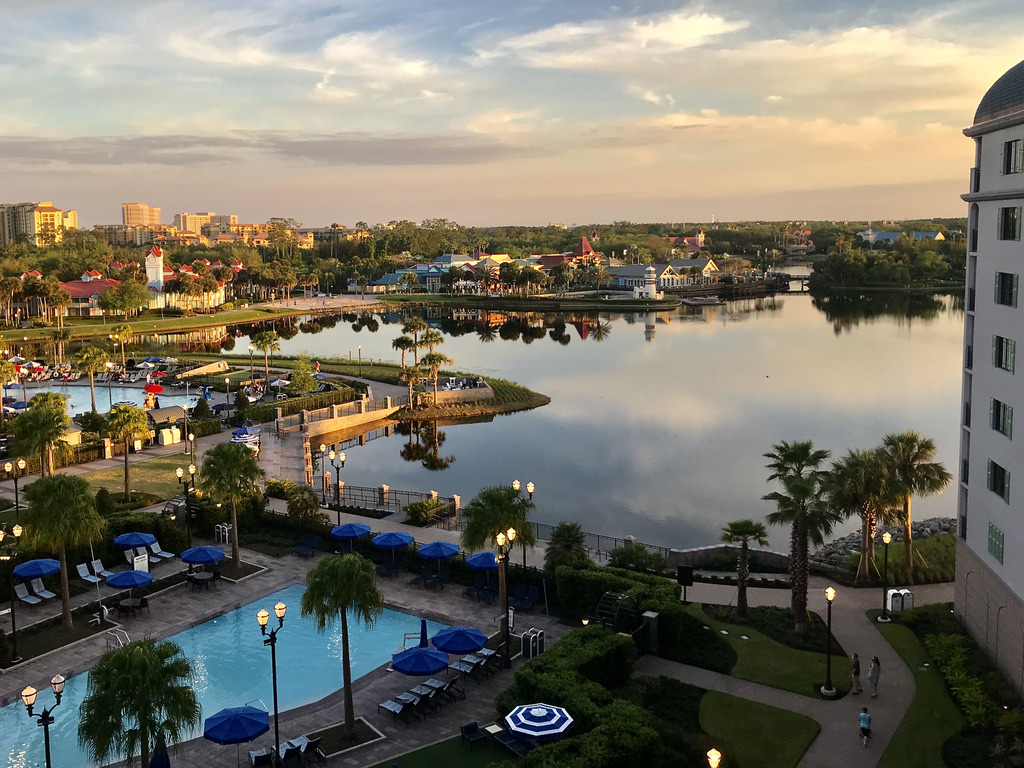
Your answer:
(367, 736), (508, 768)
(700, 691), (820, 768)
(83, 454), (190, 501)
(872, 610), (964, 768)
(15, 308), (285, 341)
(684, 604), (850, 697)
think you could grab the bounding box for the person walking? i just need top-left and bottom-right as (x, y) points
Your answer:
(867, 656), (881, 698)
(859, 707), (872, 747)
(851, 653), (863, 694)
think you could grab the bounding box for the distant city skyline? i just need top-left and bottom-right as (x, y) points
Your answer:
(0, 1), (1018, 227)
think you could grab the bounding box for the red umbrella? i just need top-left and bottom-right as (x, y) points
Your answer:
(144, 383), (164, 394)
(152, 371), (168, 378)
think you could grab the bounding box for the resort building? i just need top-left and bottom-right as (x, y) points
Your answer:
(0, 201), (78, 246)
(956, 57), (1024, 695)
(122, 202), (161, 227)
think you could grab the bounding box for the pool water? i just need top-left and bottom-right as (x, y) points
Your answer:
(0, 584), (446, 767)
(4, 383), (197, 417)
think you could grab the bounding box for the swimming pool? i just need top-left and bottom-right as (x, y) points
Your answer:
(0, 584), (446, 767)
(4, 383), (197, 417)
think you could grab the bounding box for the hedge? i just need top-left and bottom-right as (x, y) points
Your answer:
(555, 565), (678, 619)
(247, 389), (356, 422)
(188, 418), (222, 438)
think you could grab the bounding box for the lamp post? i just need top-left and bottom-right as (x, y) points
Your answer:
(511, 480), (536, 567)
(878, 532), (892, 623)
(248, 344), (255, 382)
(495, 526), (517, 668)
(822, 586), (837, 697)
(319, 443), (327, 504)
(22, 674), (65, 768)
(357, 345), (362, 376)
(0, 522), (24, 663)
(225, 377), (231, 404)
(175, 464), (197, 548)
(328, 450), (346, 520)
(707, 748), (722, 768)
(5, 457), (25, 511)
(105, 362), (114, 408)
(257, 602), (287, 762)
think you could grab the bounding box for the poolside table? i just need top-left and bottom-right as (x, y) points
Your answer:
(192, 572), (213, 591)
(119, 598), (141, 616)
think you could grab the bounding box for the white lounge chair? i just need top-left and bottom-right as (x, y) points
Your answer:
(14, 583), (41, 606)
(77, 563), (101, 584)
(29, 578), (56, 600)
(91, 559), (114, 578)
(150, 541), (174, 560)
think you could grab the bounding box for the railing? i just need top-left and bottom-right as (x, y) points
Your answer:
(970, 229), (978, 253)
(277, 396), (408, 435)
(971, 167), (981, 194)
(328, 483), (457, 517)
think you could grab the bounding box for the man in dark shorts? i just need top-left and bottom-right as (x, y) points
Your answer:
(851, 653), (863, 694)
(859, 707), (872, 747)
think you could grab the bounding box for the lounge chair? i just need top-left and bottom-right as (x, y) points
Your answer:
(377, 699), (418, 726)
(510, 584), (538, 612)
(278, 743), (302, 768)
(30, 578), (56, 600)
(289, 736), (324, 766)
(14, 583), (41, 606)
(151, 541), (175, 559)
(460, 721), (486, 748)
(77, 563), (102, 585)
(375, 561), (398, 578)
(464, 572), (486, 600)
(293, 534), (321, 558)
(249, 748), (273, 768)
(409, 565), (431, 587)
(494, 730), (536, 759)
(91, 559), (114, 578)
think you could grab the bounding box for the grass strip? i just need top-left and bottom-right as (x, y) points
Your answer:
(699, 690), (820, 768)
(82, 454), (189, 501)
(366, 735), (508, 768)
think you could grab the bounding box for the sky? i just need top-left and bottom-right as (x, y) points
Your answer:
(0, 0), (1020, 228)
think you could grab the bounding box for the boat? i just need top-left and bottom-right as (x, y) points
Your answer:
(680, 296), (725, 306)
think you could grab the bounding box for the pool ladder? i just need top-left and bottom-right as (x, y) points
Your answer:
(106, 628), (130, 650)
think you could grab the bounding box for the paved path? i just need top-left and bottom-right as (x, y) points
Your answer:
(645, 578), (953, 768)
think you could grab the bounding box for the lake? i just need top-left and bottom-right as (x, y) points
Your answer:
(224, 290), (964, 552)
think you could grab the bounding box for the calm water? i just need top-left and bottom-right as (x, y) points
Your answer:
(230, 292), (965, 552)
(0, 584), (446, 768)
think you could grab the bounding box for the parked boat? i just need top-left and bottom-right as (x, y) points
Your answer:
(680, 296), (725, 306)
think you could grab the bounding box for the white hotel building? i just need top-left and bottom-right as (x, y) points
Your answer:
(956, 58), (1024, 693)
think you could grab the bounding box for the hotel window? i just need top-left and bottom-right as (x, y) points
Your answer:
(999, 207), (1022, 240)
(988, 523), (1005, 564)
(994, 335), (1016, 371)
(991, 399), (1014, 438)
(996, 272), (1019, 307)
(988, 460), (1011, 503)
(1004, 139), (1024, 174)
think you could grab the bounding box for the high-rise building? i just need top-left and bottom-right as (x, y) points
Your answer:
(173, 212), (236, 234)
(122, 202), (161, 227)
(956, 58), (1024, 694)
(0, 201), (78, 246)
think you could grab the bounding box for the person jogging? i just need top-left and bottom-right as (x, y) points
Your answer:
(859, 707), (872, 747)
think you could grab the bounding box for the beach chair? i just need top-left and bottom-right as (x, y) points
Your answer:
(464, 572), (486, 600)
(512, 585), (539, 612)
(460, 721), (486, 748)
(30, 578), (56, 600)
(14, 583), (41, 606)
(377, 699), (418, 726)
(249, 748), (273, 768)
(293, 534), (321, 558)
(300, 736), (324, 766)
(495, 730), (536, 759)
(77, 563), (101, 585)
(278, 743), (302, 768)
(375, 561), (397, 578)
(409, 564), (432, 587)
(91, 559), (114, 578)
(150, 541), (175, 559)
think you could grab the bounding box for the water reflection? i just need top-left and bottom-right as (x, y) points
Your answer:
(811, 291), (957, 335)
(397, 421), (456, 471)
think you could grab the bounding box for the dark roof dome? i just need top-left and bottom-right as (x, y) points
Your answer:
(975, 59), (1024, 125)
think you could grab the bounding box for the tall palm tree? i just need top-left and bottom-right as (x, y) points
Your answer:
(402, 317), (428, 365)
(111, 323), (132, 369)
(22, 474), (104, 630)
(827, 449), (898, 583)
(461, 485), (538, 568)
(420, 351), (453, 405)
(198, 441), (266, 566)
(301, 555), (383, 735)
(251, 330), (281, 384)
(107, 404), (151, 501)
(392, 336), (415, 370)
(543, 521), (589, 574)
(76, 347), (109, 413)
(721, 519), (769, 618)
(50, 328), (71, 365)
(763, 440), (837, 634)
(0, 357), (15, 432)
(880, 430), (952, 579)
(78, 640), (201, 768)
(15, 399), (70, 476)
(401, 366), (425, 409)
(420, 329), (444, 356)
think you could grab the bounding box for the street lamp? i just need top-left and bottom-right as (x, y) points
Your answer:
(5, 458), (26, 511)
(109, 333), (126, 369)
(248, 344), (255, 382)
(357, 345), (362, 376)
(495, 526), (518, 668)
(822, 586), (837, 697)
(225, 377), (231, 404)
(707, 748), (722, 768)
(319, 443), (327, 504)
(105, 362), (114, 408)
(0, 522), (24, 663)
(175, 464), (197, 548)
(22, 674), (65, 768)
(187, 433), (196, 466)
(328, 450), (346, 520)
(878, 532), (893, 623)
(257, 602), (287, 761)
(511, 480), (536, 567)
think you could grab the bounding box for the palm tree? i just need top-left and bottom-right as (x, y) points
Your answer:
(762, 440), (838, 634)
(78, 640), (201, 768)
(879, 431), (952, 579)
(50, 328), (71, 365)
(402, 317), (428, 365)
(543, 521), (589, 574)
(107, 404), (151, 501)
(461, 485), (538, 567)
(420, 351), (453, 405)
(420, 329), (444, 355)
(111, 323), (132, 368)
(251, 330), (281, 384)
(392, 336), (416, 370)
(827, 449), (898, 583)
(22, 474), (104, 630)
(14, 402), (69, 476)
(721, 519), (769, 618)
(301, 555), (383, 735)
(76, 347), (109, 413)
(0, 357), (15, 432)
(198, 441), (266, 566)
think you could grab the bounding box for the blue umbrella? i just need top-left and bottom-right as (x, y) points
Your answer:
(313, 373), (328, 380)
(143, 356), (163, 363)
(149, 734), (170, 768)
(203, 706), (270, 745)
(505, 703), (574, 742)
(113, 531), (157, 549)
(106, 570), (154, 590)
(231, 426), (260, 437)
(392, 645), (449, 676)
(466, 551), (499, 570)
(432, 626), (487, 655)
(12, 558), (60, 580)
(372, 531), (414, 549)
(212, 403), (233, 412)
(418, 541), (460, 560)
(330, 523), (371, 540)
(181, 546), (225, 565)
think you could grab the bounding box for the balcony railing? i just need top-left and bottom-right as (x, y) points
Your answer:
(962, 459), (970, 484)
(968, 288), (976, 312)
(964, 401), (971, 427)
(970, 229), (978, 252)
(970, 167), (981, 193)
(966, 345), (974, 369)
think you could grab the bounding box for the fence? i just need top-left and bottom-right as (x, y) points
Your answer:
(326, 482), (458, 520)
(277, 396), (410, 435)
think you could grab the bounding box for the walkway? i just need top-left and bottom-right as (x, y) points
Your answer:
(641, 578), (953, 768)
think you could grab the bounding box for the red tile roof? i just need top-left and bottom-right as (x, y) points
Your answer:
(60, 278), (120, 298)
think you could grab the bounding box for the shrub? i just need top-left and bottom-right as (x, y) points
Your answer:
(555, 565), (677, 620)
(403, 497), (449, 525)
(188, 418), (222, 438)
(95, 487), (115, 516)
(607, 545), (670, 575)
(266, 478), (297, 500)
(79, 411), (106, 435)
(529, 700), (663, 768)
(643, 597), (737, 673)
(286, 485), (327, 523)
(191, 397), (213, 420)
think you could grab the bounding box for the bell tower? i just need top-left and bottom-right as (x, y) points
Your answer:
(145, 245), (164, 290)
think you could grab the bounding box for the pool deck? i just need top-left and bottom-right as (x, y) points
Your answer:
(0, 542), (571, 768)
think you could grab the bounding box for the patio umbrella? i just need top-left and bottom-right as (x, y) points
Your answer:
(417, 541), (459, 560)
(152, 371), (168, 378)
(113, 531), (157, 549)
(181, 546), (225, 565)
(313, 373), (328, 380)
(12, 558), (61, 580)
(330, 523), (371, 540)
(232, 426), (260, 437)
(212, 403), (233, 412)
(373, 530), (414, 569)
(392, 621), (448, 676)
(8, 355), (24, 363)
(144, 383), (164, 394)
(269, 378), (289, 388)
(106, 570), (154, 598)
(505, 703), (574, 742)
(137, 361), (156, 369)
(143, 356), (163, 363)
(237, 419), (260, 427)
(149, 734), (170, 768)
(431, 626), (487, 655)
(466, 551), (499, 570)
(204, 706), (270, 744)
(161, 357), (178, 364)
